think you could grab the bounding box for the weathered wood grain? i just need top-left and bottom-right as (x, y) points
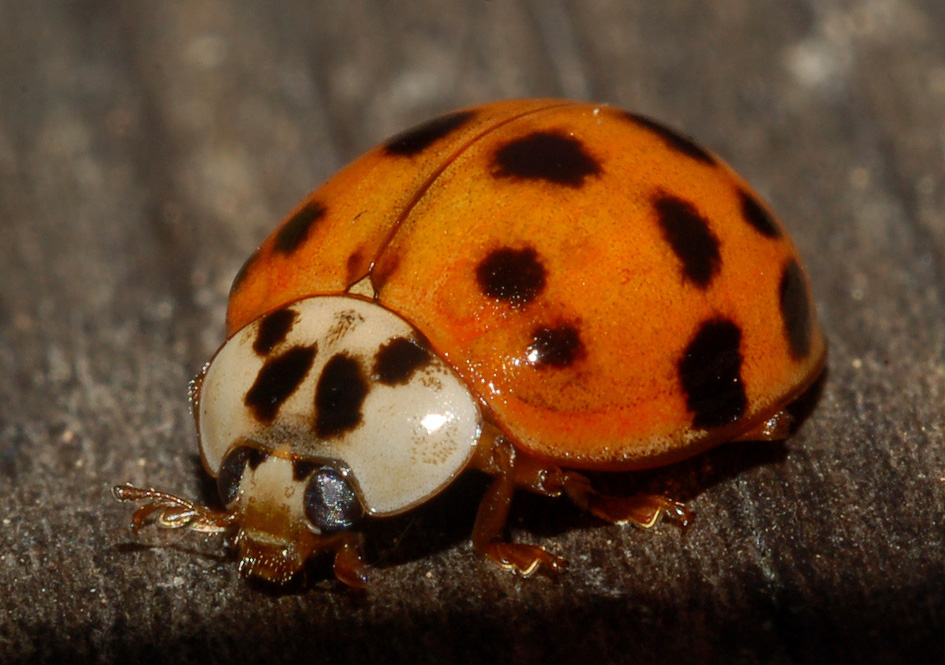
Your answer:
(0, 1), (942, 663)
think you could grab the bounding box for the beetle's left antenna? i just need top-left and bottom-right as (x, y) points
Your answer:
(112, 483), (236, 534)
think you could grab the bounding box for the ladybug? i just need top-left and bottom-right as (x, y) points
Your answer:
(114, 99), (825, 587)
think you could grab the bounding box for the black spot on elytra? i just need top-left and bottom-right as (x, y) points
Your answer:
(274, 201), (327, 254)
(623, 112), (717, 166)
(371, 252), (400, 292)
(492, 131), (601, 188)
(384, 110), (477, 156)
(476, 247), (547, 307)
(374, 336), (432, 385)
(217, 446), (267, 506)
(314, 354), (369, 439)
(653, 192), (721, 289)
(678, 318), (747, 429)
(527, 324), (586, 368)
(230, 248), (260, 296)
(739, 189), (782, 239)
(244, 345), (317, 423)
(253, 308), (298, 356)
(346, 247), (366, 285)
(779, 259), (814, 360)
(292, 459), (319, 482)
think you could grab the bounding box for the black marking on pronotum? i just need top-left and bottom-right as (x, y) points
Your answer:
(374, 336), (432, 385)
(244, 345), (317, 422)
(326, 309), (366, 346)
(253, 307), (299, 356)
(247, 449), (266, 470)
(739, 188), (782, 239)
(475, 246), (547, 307)
(314, 354), (369, 439)
(653, 192), (721, 289)
(678, 318), (747, 429)
(492, 131), (602, 188)
(384, 110), (477, 156)
(274, 201), (327, 254)
(217, 446), (267, 506)
(527, 324), (586, 368)
(292, 459), (319, 482)
(779, 259), (814, 360)
(622, 112), (717, 166)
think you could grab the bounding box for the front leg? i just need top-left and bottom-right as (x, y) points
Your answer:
(319, 532), (369, 589)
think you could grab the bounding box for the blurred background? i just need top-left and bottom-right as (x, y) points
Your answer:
(0, 2), (943, 663)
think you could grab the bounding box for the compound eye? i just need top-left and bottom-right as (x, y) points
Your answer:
(303, 466), (362, 533)
(217, 446), (265, 507)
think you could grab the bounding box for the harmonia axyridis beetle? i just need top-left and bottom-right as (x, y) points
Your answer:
(114, 98), (826, 587)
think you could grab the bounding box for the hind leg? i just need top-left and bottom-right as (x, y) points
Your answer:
(469, 430), (689, 578)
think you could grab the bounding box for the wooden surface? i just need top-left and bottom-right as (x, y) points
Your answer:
(1, 2), (943, 663)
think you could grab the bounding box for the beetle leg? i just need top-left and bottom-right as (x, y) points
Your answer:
(472, 472), (569, 577)
(323, 532), (369, 589)
(470, 430), (568, 577)
(558, 476), (690, 528)
(470, 429), (689, 569)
